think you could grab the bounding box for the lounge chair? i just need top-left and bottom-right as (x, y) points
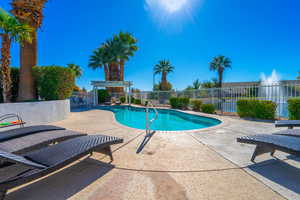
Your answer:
(237, 134), (300, 162)
(275, 120), (300, 129)
(0, 130), (86, 154)
(0, 125), (65, 142)
(0, 135), (123, 200)
(273, 129), (300, 138)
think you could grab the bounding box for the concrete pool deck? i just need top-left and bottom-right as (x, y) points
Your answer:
(5, 108), (300, 200)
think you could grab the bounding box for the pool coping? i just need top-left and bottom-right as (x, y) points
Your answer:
(95, 105), (228, 134)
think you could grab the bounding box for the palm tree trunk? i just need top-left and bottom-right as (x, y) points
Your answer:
(218, 70), (223, 88)
(120, 59), (125, 81)
(17, 30), (37, 101)
(161, 72), (167, 90)
(1, 34), (12, 103)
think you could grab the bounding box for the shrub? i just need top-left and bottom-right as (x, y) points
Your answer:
(131, 96), (135, 103)
(169, 97), (190, 109)
(237, 99), (277, 120)
(134, 99), (141, 105)
(201, 104), (215, 114)
(97, 89), (110, 103)
(34, 66), (75, 100)
(288, 98), (300, 120)
(120, 96), (126, 103)
(191, 99), (202, 111)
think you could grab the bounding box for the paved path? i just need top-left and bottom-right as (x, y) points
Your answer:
(6, 109), (300, 200)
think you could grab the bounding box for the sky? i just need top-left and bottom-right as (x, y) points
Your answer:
(1, 0), (300, 91)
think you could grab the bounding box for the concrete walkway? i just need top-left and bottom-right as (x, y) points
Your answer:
(6, 109), (300, 200)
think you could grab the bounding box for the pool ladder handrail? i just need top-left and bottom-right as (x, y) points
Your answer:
(146, 101), (158, 136)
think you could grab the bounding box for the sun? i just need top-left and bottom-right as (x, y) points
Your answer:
(159, 0), (188, 13)
(146, 0), (188, 14)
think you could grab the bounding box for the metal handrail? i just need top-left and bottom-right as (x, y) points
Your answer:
(145, 101), (158, 136)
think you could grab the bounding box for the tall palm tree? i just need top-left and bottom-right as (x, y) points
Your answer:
(192, 79), (201, 90)
(0, 8), (32, 103)
(209, 55), (232, 88)
(11, 0), (48, 101)
(67, 63), (82, 78)
(154, 60), (174, 91)
(88, 47), (110, 81)
(89, 32), (138, 93)
(113, 32), (138, 81)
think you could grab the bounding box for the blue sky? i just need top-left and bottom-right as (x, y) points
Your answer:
(1, 0), (300, 91)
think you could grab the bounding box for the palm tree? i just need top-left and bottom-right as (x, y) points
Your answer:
(89, 32), (138, 93)
(297, 72), (300, 80)
(67, 63), (82, 78)
(113, 32), (138, 81)
(192, 79), (201, 90)
(154, 60), (174, 91)
(209, 55), (232, 88)
(0, 8), (32, 103)
(11, 0), (48, 101)
(88, 47), (110, 81)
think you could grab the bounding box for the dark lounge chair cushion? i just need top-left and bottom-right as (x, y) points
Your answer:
(273, 129), (300, 137)
(237, 134), (300, 153)
(275, 120), (300, 128)
(24, 135), (123, 166)
(0, 149), (46, 169)
(0, 130), (86, 154)
(0, 125), (65, 142)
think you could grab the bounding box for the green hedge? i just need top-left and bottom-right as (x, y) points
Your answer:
(97, 89), (110, 103)
(237, 99), (277, 120)
(201, 104), (215, 114)
(191, 100), (202, 111)
(134, 99), (141, 105)
(288, 98), (300, 120)
(169, 97), (190, 109)
(34, 66), (75, 100)
(120, 96), (126, 103)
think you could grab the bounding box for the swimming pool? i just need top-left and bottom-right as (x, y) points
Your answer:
(99, 106), (221, 131)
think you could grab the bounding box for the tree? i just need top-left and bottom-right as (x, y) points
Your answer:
(297, 72), (300, 80)
(89, 32), (138, 93)
(12, 0), (48, 101)
(113, 32), (138, 81)
(209, 55), (231, 88)
(154, 60), (174, 91)
(201, 78), (218, 88)
(67, 63), (82, 78)
(0, 8), (32, 103)
(192, 79), (201, 90)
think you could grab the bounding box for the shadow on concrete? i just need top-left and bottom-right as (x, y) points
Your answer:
(136, 131), (156, 154)
(6, 158), (114, 200)
(248, 159), (300, 195)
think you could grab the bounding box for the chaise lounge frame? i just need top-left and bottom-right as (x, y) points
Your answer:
(0, 135), (123, 200)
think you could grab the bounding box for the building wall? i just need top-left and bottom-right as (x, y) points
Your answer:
(0, 100), (70, 126)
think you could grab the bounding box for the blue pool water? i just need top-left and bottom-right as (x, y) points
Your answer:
(99, 106), (221, 131)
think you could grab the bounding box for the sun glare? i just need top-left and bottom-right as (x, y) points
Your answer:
(146, 0), (188, 14)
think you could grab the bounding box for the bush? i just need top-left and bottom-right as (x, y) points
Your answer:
(34, 66), (75, 100)
(201, 104), (215, 114)
(237, 99), (277, 120)
(134, 99), (141, 105)
(191, 99), (202, 111)
(97, 89), (110, 103)
(288, 98), (300, 120)
(120, 96), (126, 103)
(169, 97), (190, 109)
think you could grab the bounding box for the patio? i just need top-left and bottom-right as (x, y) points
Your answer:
(5, 109), (300, 200)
